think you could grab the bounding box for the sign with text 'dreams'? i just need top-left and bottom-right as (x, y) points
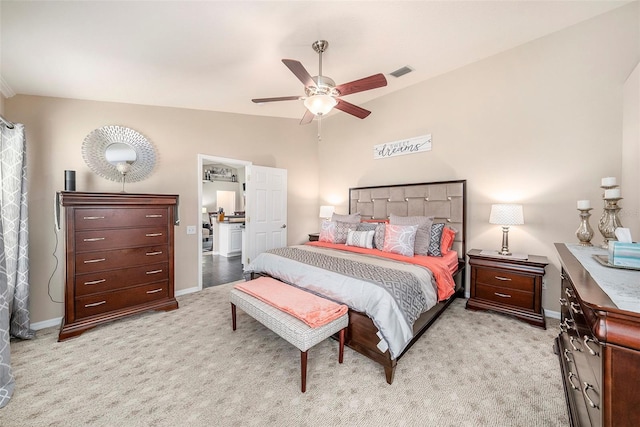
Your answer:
(373, 134), (432, 159)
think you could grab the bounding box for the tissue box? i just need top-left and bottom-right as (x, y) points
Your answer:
(608, 242), (640, 268)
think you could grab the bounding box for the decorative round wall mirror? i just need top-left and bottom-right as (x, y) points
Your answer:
(82, 125), (156, 191)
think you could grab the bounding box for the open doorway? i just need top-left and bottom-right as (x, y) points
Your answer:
(198, 154), (251, 289)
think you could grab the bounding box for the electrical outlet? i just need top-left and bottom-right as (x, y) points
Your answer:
(186, 225), (196, 235)
(542, 278), (547, 290)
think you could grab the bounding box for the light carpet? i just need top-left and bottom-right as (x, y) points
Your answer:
(1, 282), (568, 426)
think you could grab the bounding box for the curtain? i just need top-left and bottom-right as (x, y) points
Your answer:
(0, 123), (33, 409)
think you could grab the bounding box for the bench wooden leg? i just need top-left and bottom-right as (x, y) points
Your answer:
(231, 303), (237, 331)
(301, 350), (308, 393)
(339, 328), (345, 364)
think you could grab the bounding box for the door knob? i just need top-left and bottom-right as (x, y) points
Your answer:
(281, 224), (287, 228)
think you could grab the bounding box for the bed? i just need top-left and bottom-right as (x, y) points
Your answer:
(245, 180), (466, 384)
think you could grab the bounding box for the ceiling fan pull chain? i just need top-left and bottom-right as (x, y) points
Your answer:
(317, 116), (322, 141)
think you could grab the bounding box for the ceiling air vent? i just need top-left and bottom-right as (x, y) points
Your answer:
(390, 66), (413, 78)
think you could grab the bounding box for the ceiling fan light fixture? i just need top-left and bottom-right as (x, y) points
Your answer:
(304, 94), (337, 116)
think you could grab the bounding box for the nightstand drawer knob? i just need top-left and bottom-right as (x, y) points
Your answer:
(494, 276), (512, 281)
(583, 336), (600, 356)
(494, 292), (512, 298)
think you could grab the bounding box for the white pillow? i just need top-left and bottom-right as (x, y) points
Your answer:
(382, 224), (418, 257)
(319, 220), (336, 243)
(346, 229), (375, 249)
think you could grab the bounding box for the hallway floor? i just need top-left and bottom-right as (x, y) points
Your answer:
(202, 252), (244, 288)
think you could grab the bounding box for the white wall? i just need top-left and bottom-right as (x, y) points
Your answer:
(318, 3), (639, 312)
(621, 62), (640, 239)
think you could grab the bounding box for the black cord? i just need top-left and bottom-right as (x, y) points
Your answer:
(47, 219), (63, 304)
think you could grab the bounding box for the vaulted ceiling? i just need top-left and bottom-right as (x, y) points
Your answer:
(0, 1), (629, 121)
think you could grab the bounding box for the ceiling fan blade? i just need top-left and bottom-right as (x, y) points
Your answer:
(334, 99), (371, 119)
(252, 96), (301, 103)
(335, 73), (387, 97)
(282, 59), (316, 88)
(300, 109), (314, 125)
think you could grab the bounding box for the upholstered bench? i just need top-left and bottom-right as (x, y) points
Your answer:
(230, 280), (348, 393)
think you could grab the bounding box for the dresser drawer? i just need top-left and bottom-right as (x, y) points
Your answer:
(76, 227), (167, 252)
(75, 245), (168, 274)
(475, 283), (534, 310)
(74, 208), (169, 230)
(475, 267), (535, 292)
(75, 281), (170, 319)
(75, 262), (169, 296)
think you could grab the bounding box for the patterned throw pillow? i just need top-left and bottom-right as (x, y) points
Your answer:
(334, 221), (353, 244)
(389, 214), (434, 255)
(346, 229), (375, 249)
(356, 222), (378, 232)
(382, 224), (418, 257)
(374, 223), (386, 249)
(319, 220), (336, 243)
(331, 212), (361, 224)
(428, 223), (446, 256)
(441, 227), (457, 254)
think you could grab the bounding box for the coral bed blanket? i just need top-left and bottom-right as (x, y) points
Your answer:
(234, 277), (348, 328)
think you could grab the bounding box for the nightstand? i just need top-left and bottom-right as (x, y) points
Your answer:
(308, 233), (319, 242)
(466, 249), (548, 329)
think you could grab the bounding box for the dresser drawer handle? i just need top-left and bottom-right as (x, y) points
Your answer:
(565, 288), (574, 298)
(146, 233), (163, 237)
(494, 276), (512, 281)
(84, 279), (106, 285)
(559, 298), (568, 306)
(563, 349), (574, 364)
(83, 237), (105, 242)
(146, 288), (163, 294)
(84, 300), (106, 308)
(570, 302), (583, 314)
(83, 258), (106, 264)
(583, 336), (600, 356)
(83, 216), (105, 220)
(569, 336), (582, 352)
(146, 214), (163, 218)
(562, 319), (575, 331)
(568, 371), (580, 390)
(146, 269), (163, 275)
(582, 382), (599, 409)
(146, 251), (163, 256)
(494, 292), (511, 298)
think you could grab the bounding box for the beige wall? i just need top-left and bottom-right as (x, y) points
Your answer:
(4, 2), (639, 325)
(5, 96), (319, 324)
(318, 3), (639, 312)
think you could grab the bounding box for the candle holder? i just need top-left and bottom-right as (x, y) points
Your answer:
(598, 193), (623, 249)
(576, 208), (594, 246)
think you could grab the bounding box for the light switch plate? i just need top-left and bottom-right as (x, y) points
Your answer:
(186, 225), (196, 235)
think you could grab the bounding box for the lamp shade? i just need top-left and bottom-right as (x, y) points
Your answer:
(319, 205), (335, 219)
(202, 207), (208, 214)
(489, 204), (524, 226)
(304, 95), (337, 116)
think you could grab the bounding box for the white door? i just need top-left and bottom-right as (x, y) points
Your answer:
(245, 165), (287, 265)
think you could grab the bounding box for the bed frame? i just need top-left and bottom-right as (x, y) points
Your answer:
(346, 180), (467, 384)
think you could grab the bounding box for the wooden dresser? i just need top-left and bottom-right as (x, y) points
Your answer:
(555, 243), (640, 427)
(59, 192), (179, 341)
(466, 249), (548, 328)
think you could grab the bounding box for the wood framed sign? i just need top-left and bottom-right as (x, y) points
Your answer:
(373, 134), (432, 159)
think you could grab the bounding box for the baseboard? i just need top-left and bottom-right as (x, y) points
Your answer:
(31, 317), (62, 331)
(545, 309), (560, 320)
(176, 286), (199, 297)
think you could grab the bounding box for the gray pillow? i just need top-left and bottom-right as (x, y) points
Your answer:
(389, 214), (434, 255)
(331, 212), (361, 224)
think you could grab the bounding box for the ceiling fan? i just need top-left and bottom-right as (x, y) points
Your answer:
(252, 40), (388, 125)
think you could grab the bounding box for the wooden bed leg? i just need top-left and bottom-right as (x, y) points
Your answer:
(301, 350), (308, 393)
(384, 365), (396, 385)
(231, 303), (236, 331)
(338, 328), (345, 363)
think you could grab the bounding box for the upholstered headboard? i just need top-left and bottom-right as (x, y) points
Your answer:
(349, 180), (467, 258)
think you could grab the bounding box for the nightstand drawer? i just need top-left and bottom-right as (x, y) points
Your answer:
(475, 283), (534, 310)
(475, 268), (535, 292)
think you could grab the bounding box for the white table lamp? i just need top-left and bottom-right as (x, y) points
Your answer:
(489, 204), (524, 255)
(319, 205), (335, 220)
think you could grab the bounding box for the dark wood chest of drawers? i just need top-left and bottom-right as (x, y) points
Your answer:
(555, 243), (640, 427)
(59, 192), (179, 341)
(466, 249), (548, 328)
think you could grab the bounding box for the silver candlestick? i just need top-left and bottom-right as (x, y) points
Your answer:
(576, 208), (594, 246)
(598, 196), (623, 249)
